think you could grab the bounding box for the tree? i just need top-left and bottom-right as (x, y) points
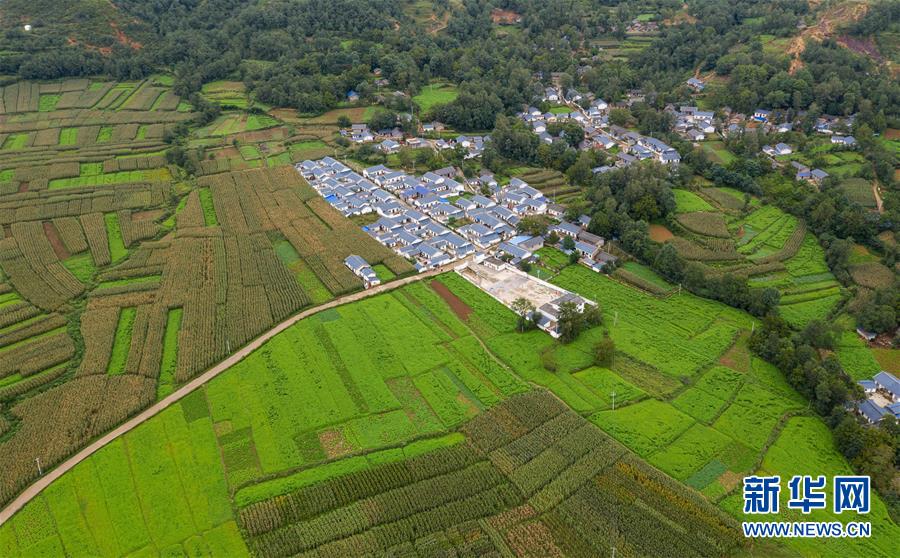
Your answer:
(336, 115), (351, 128)
(561, 235), (576, 251)
(583, 304), (603, 327)
(594, 335), (615, 367)
(609, 108), (631, 126)
(557, 301), (583, 343)
(368, 109), (397, 132)
(516, 216), (548, 236)
(511, 297), (536, 333)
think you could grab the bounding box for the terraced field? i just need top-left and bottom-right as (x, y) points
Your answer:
(513, 168), (579, 203)
(663, 187), (843, 326)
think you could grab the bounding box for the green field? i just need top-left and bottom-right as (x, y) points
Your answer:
(702, 140), (737, 164)
(198, 188), (218, 226)
(674, 189), (715, 213)
(107, 308), (137, 375)
(413, 83), (459, 112)
(62, 253), (96, 283)
(104, 213), (128, 263)
(273, 240), (333, 304)
(156, 308), (183, 399)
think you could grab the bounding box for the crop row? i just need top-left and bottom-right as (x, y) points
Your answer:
(676, 211), (730, 238)
(0, 374), (156, 507)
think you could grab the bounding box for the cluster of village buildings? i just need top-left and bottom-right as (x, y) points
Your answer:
(518, 81), (860, 184)
(518, 94), (683, 170)
(342, 122), (488, 159)
(857, 371), (900, 424)
(295, 157), (615, 280)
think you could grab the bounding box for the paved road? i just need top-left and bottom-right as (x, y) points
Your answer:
(0, 257), (469, 527)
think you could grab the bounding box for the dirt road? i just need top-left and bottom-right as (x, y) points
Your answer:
(0, 257), (469, 527)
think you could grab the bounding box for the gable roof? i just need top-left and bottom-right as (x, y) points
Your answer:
(875, 371), (900, 395)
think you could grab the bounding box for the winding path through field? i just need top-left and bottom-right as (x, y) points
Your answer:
(0, 256), (470, 527)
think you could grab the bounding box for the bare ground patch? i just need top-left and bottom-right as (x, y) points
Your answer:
(43, 221), (70, 260)
(649, 224), (674, 242)
(430, 279), (472, 321)
(318, 428), (353, 459)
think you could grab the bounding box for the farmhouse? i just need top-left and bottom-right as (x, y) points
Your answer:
(585, 251), (618, 272)
(686, 77), (705, 91)
(379, 139), (401, 154)
(762, 143), (792, 156)
(831, 135), (857, 147)
(874, 372), (900, 403)
(344, 255), (379, 288)
(495, 241), (533, 265)
(549, 221), (581, 238)
(855, 371), (900, 423)
(753, 109), (771, 122)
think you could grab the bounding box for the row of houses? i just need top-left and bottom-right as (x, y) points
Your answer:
(668, 105), (715, 142)
(297, 158), (471, 271)
(343, 122), (489, 159)
(488, 215), (616, 274)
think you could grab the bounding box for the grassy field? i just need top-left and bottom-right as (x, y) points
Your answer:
(104, 213), (128, 263)
(107, 307), (137, 375)
(156, 308), (183, 399)
(702, 140), (737, 164)
(413, 82), (459, 112)
(674, 189), (715, 212)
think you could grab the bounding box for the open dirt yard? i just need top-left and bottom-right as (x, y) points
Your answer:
(458, 261), (569, 310)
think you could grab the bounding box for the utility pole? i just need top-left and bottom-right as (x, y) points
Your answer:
(613, 310), (618, 327)
(35, 457), (42, 476)
(611, 391), (617, 411)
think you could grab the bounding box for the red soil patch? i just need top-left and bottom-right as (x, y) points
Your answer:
(110, 22), (142, 50)
(838, 35), (882, 63)
(648, 224), (674, 242)
(132, 209), (164, 221)
(430, 279), (472, 321)
(42, 221), (70, 260)
(884, 128), (900, 140)
(211, 146), (241, 160)
(318, 429), (352, 459)
(17, 182), (28, 193)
